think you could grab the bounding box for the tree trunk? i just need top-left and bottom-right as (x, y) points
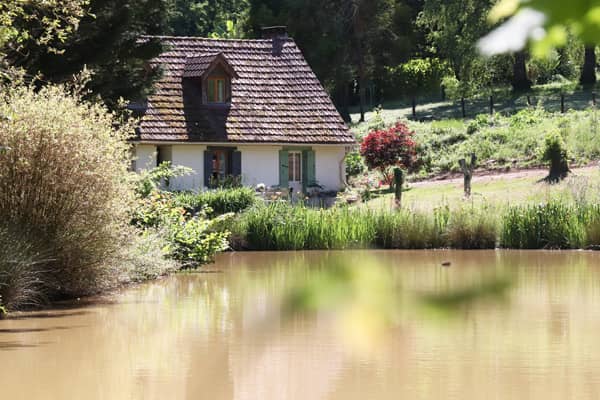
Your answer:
(512, 51), (531, 91)
(546, 157), (570, 183)
(459, 153), (477, 198)
(580, 46), (597, 85)
(358, 77), (366, 122)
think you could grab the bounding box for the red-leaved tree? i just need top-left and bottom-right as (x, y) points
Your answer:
(360, 122), (416, 184)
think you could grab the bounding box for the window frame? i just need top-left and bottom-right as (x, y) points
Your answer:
(288, 151), (302, 182)
(207, 76), (227, 103)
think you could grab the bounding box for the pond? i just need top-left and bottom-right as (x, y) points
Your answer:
(1, 250), (600, 400)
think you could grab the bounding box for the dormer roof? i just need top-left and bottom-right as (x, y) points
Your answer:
(183, 52), (239, 79)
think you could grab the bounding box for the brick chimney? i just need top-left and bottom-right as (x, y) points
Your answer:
(261, 26), (288, 56)
(261, 26), (288, 40)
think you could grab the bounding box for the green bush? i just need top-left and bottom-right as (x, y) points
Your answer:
(165, 213), (231, 265)
(135, 161), (193, 198)
(174, 187), (256, 216)
(0, 84), (133, 302)
(345, 151), (365, 177)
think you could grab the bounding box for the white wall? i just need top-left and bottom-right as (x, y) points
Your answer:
(314, 145), (346, 191)
(238, 145), (280, 188)
(134, 143), (348, 192)
(169, 144), (206, 191)
(134, 144), (157, 172)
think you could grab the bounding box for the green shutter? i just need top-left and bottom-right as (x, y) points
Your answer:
(302, 149), (316, 193)
(279, 150), (289, 188)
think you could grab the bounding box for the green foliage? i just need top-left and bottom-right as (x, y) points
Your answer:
(383, 57), (450, 98)
(241, 203), (377, 250)
(241, 202), (497, 250)
(500, 201), (593, 249)
(173, 187), (256, 216)
(541, 129), (568, 164)
(165, 213), (231, 265)
(12, 0), (167, 108)
(374, 207), (449, 249)
(401, 107), (600, 177)
(166, 0), (248, 38)
(131, 191), (187, 228)
(131, 188), (239, 266)
(0, 0), (86, 75)
(136, 161), (194, 198)
(445, 206), (498, 249)
(345, 151), (366, 177)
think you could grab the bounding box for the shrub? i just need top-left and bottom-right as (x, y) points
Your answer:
(0, 84), (133, 300)
(135, 162), (193, 198)
(165, 212), (231, 266)
(360, 121), (416, 183)
(174, 187), (256, 216)
(541, 129), (570, 182)
(345, 151), (365, 177)
(119, 229), (179, 283)
(131, 191), (187, 228)
(0, 228), (47, 310)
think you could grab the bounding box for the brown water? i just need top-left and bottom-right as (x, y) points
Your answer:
(2, 250), (600, 400)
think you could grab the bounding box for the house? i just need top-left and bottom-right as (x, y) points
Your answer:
(131, 27), (355, 193)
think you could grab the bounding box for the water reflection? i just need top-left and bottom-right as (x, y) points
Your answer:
(1, 250), (600, 399)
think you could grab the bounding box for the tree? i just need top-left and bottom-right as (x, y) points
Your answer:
(165, 0), (248, 38)
(245, 0), (414, 122)
(0, 0), (86, 78)
(9, 0), (169, 108)
(419, 0), (496, 89)
(360, 121), (416, 184)
(512, 51), (532, 91)
(580, 45), (597, 85)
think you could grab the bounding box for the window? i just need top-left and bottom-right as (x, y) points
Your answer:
(288, 151), (302, 182)
(212, 150), (230, 180)
(207, 77), (226, 103)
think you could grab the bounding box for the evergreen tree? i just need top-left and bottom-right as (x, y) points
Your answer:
(11, 0), (169, 107)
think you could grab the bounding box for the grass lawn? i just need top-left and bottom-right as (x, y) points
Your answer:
(361, 166), (600, 211)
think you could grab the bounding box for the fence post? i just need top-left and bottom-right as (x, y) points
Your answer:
(412, 96), (416, 119)
(461, 97), (466, 118)
(489, 95), (494, 115)
(527, 95), (532, 106)
(593, 92), (597, 107)
(561, 94), (565, 113)
(393, 168), (403, 208)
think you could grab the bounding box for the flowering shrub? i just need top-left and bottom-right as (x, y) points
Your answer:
(360, 122), (416, 184)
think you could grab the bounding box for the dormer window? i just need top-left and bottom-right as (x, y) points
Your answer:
(207, 77), (227, 103)
(183, 52), (238, 106)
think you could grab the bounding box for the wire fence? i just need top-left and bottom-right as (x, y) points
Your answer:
(351, 88), (600, 123)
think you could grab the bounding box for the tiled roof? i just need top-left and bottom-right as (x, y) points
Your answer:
(136, 36), (355, 144)
(182, 53), (218, 78)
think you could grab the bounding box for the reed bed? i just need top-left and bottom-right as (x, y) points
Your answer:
(239, 200), (600, 251)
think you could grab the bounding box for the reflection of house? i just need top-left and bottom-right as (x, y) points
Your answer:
(132, 27), (355, 192)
